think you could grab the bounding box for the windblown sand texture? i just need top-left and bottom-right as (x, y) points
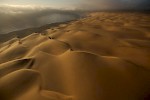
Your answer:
(0, 12), (150, 100)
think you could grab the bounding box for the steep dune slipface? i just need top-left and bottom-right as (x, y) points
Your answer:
(0, 69), (40, 100)
(21, 33), (49, 49)
(0, 43), (30, 64)
(0, 12), (150, 100)
(0, 58), (34, 77)
(26, 40), (70, 56)
(31, 52), (68, 94)
(59, 51), (150, 100)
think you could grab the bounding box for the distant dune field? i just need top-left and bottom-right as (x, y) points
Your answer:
(0, 12), (150, 100)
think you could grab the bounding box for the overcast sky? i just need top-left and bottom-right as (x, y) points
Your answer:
(0, 0), (150, 10)
(0, 0), (81, 9)
(0, 0), (149, 34)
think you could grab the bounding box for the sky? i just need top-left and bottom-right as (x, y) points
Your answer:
(0, 0), (81, 9)
(0, 0), (150, 10)
(0, 0), (150, 34)
(0, 0), (83, 34)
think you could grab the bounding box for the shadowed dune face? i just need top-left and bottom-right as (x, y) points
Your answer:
(0, 12), (150, 100)
(0, 69), (40, 100)
(0, 43), (30, 64)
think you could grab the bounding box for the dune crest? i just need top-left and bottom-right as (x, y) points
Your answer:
(0, 12), (150, 100)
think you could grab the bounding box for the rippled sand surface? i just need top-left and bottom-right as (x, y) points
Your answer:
(0, 12), (150, 100)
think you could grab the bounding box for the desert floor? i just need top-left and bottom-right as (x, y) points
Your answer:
(0, 12), (150, 100)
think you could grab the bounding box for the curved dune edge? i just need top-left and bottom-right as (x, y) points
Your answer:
(0, 12), (150, 100)
(0, 58), (34, 77)
(0, 69), (72, 100)
(0, 69), (40, 100)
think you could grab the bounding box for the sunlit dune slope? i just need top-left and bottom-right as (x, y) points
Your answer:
(0, 12), (150, 100)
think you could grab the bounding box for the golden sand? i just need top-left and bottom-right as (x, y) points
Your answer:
(0, 12), (150, 100)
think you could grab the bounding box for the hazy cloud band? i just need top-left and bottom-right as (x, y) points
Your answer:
(0, 5), (82, 34)
(79, 0), (150, 10)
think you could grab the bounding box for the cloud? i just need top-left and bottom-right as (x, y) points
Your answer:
(0, 5), (82, 34)
(0, 0), (150, 34)
(78, 0), (150, 10)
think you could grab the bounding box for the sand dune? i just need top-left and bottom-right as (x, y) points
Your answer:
(0, 69), (40, 100)
(0, 58), (33, 77)
(0, 12), (150, 100)
(0, 43), (30, 64)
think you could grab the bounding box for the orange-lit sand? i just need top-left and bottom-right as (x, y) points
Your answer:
(0, 12), (150, 100)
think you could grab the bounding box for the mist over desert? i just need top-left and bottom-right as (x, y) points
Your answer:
(0, 0), (150, 100)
